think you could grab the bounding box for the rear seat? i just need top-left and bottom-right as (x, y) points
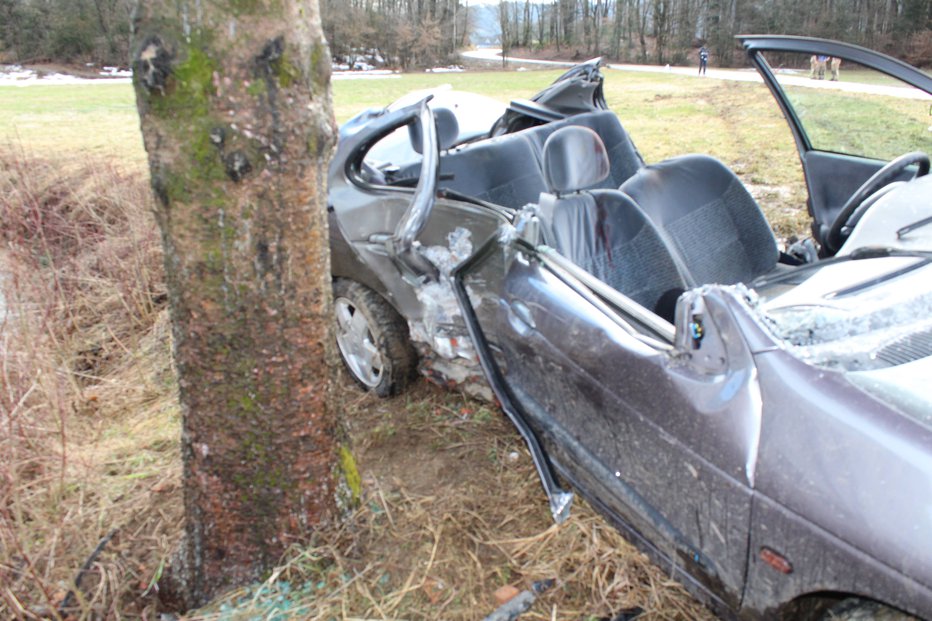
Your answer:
(438, 132), (544, 208)
(438, 110), (644, 209)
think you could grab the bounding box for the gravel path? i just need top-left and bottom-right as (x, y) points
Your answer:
(461, 48), (932, 101)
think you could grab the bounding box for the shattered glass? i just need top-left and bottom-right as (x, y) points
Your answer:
(759, 256), (932, 371)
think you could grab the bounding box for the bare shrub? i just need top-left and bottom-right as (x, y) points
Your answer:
(0, 148), (180, 620)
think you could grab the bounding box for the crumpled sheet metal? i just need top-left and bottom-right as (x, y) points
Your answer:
(760, 259), (932, 371)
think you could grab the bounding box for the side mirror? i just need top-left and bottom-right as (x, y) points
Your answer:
(513, 207), (542, 247)
(674, 290), (728, 374)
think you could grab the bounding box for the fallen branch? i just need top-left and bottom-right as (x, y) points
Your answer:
(58, 528), (119, 617)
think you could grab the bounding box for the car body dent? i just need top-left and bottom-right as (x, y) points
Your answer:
(672, 287), (765, 488)
(749, 346), (932, 618)
(745, 492), (932, 620)
(385, 100), (441, 281)
(457, 239), (773, 604)
(329, 97), (508, 401)
(463, 218), (932, 619)
(757, 347), (932, 580)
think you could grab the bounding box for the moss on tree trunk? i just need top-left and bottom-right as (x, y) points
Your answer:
(131, 0), (342, 610)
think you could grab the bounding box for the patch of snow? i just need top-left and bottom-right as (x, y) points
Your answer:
(100, 66), (131, 77)
(0, 64), (131, 86)
(332, 69), (400, 81)
(426, 65), (464, 73)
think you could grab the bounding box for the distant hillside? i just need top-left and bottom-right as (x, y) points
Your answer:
(468, 3), (501, 46)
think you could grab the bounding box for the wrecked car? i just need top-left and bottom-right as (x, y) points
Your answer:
(327, 36), (932, 620)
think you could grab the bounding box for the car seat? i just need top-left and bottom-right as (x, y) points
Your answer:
(619, 154), (780, 286)
(536, 126), (688, 318)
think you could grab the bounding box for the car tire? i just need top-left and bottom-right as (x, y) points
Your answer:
(822, 598), (916, 621)
(333, 278), (416, 397)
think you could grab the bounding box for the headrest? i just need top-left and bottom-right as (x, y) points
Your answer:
(542, 125), (610, 194)
(409, 107), (460, 154)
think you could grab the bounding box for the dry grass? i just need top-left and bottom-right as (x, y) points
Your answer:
(188, 384), (714, 621)
(0, 145), (714, 620)
(0, 148), (180, 620)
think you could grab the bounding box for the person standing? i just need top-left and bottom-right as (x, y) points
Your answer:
(816, 54), (829, 79)
(698, 46), (709, 76)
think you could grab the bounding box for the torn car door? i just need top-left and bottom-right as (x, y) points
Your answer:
(455, 234), (762, 610)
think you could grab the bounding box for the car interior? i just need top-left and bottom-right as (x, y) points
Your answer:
(427, 111), (790, 320)
(383, 109), (645, 209)
(534, 125), (689, 321)
(360, 106), (796, 320)
(357, 77), (927, 325)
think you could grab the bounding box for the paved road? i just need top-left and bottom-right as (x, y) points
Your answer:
(461, 48), (932, 101)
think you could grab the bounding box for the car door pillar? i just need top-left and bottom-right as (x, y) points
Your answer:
(386, 100), (441, 283)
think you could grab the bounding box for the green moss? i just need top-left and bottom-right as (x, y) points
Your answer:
(151, 46), (216, 118)
(247, 79), (267, 97)
(338, 445), (361, 504)
(310, 42), (329, 93)
(310, 44), (322, 72)
(190, 125), (228, 181)
(275, 52), (300, 89)
(228, 0), (261, 12)
(239, 393), (257, 412)
(157, 126), (228, 205)
(232, 429), (294, 494)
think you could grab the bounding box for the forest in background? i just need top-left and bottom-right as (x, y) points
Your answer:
(497, 0), (932, 67)
(0, 0), (930, 71)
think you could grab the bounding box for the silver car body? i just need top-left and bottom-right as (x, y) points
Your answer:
(327, 37), (932, 619)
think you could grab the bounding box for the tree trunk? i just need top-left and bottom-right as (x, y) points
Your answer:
(131, 0), (344, 611)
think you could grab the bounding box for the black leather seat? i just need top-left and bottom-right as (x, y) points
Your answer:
(536, 126), (688, 316)
(619, 154), (779, 286)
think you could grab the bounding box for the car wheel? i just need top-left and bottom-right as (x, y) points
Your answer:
(822, 598), (917, 621)
(333, 279), (416, 397)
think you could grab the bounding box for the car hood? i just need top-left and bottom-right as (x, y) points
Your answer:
(758, 252), (932, 424)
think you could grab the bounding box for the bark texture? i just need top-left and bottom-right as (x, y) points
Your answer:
(130, 0), (340, 610)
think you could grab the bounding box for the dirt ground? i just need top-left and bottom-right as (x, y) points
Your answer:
(187, 377), (716, 620)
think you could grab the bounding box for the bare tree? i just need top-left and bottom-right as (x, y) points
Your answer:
(131, 0), (345, 610)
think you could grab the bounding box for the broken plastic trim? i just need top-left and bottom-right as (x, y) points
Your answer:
(452, 233), (574, 524)
(411, 227), (481, 361)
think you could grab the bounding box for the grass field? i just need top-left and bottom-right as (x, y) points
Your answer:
(0, 83), (146, 165)
(0, 65), (814, 236)
(0, 66), (813, 621)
